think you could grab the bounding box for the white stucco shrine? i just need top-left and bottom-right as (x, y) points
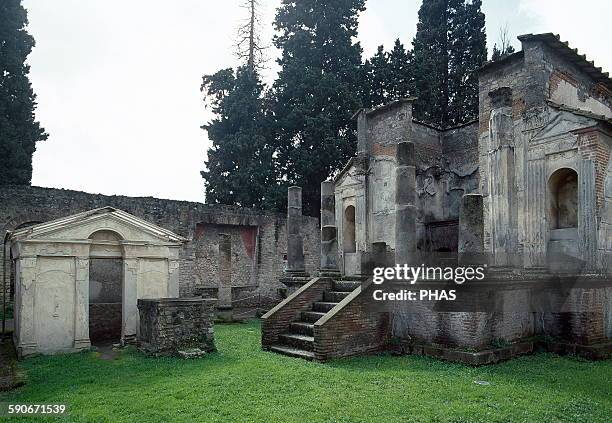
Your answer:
(7, 207), (187, 357)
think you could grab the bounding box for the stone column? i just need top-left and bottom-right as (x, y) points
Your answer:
(16, 257), (37, 356)
(395, 142), (417, 266)
(286, 186), (306, 275)
(168, 258), (180, 298)
(122, 258), (139, 345)
(525, 157), (547, 268)
(320, 181), (339, 275)
(356, 109), (368, 154)
(488, 87), (518, 267)
(280, 186), (310, 295)
(458, 194), (484, 264)
(73, 256), (91, 350)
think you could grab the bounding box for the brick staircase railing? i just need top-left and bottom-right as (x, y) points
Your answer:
(261, 277), (390, 361)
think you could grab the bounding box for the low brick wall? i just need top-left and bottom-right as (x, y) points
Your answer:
(137, 298), (216, 356)
(261, 277), (332, 348)
(314, 282), (390, 361)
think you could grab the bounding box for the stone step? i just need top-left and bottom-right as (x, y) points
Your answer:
(290, 322), (314, 336)
(333, 280), (361, 292)
(279, 333), (314, 351)
(324, 291), (351, 302)
(269, 345), (315, 361)
(301, 311), (326, 323)
(312, 301), (338, 313)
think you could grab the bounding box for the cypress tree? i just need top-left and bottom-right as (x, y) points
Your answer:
(0, 0), (47, 185)
(412, 0), (486, 127)
(272, 0), (366, 216)
(201, 67), (278, 210)
(366, 45), (390, 108)
(411, 0), (449, 127)
(448, 0), (487, 125)
(364, 40), (413, 109)
(387, 39), (413, 102)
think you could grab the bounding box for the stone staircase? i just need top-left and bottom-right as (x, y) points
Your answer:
(269, 279), (361, 360)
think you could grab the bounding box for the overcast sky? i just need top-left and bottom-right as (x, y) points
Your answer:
(24, 0), (611, 202)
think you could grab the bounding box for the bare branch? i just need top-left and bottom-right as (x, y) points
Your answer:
(235, 0), (268, 71)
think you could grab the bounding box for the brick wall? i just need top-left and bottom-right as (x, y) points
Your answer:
(0, 185), (320, 307)
(137, 298), (216, 355)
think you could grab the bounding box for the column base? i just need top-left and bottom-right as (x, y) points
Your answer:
(73, 338), (91, 350)
(121, 334), (137, 346)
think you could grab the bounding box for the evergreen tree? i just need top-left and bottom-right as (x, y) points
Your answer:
(0, 0), (47, 185)
(363, 40), (413, 109)
(201, 67), (279, 209)
(201, 1), (279, 210)
(272, 0), (366, 216)
(411, 0), (449, 126)
(387, 39), (412, 102)
(366, 45), (390, 108)
(412, 0), (486, 127)
(448, 0), (487, 125)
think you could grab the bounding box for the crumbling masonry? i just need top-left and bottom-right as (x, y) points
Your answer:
(263, 33), (612, 363)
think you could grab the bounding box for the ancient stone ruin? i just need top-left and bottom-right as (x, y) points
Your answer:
(1, 32), (611, 365)
(263, 33), (612, 363)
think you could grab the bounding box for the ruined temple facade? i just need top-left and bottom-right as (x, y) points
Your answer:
(263, 34), (612, 363)
(334, 33), (612, 275)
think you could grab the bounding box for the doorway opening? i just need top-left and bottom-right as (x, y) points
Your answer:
(88, 230), (123, 345)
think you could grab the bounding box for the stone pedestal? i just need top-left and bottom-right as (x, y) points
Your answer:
(395, 142), (417, 266)
(281, 186), (310, 293)
(320, 181), (340, 276)
(286, 186), (306, 274)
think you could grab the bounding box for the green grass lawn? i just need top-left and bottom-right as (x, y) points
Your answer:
(1, 320), (611, 423)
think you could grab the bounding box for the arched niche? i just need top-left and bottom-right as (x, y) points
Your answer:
(343, 205), (356, 253)
(548, 168), (578, 230)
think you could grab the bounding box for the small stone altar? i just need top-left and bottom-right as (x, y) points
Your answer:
(137, 298), (216, 357)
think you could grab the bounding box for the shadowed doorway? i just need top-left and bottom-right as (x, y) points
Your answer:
(88, 230), (123, 345)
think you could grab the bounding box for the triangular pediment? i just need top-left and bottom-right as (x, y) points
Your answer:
(10, 207), (187, 244)
(533, 109), (600, 141)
